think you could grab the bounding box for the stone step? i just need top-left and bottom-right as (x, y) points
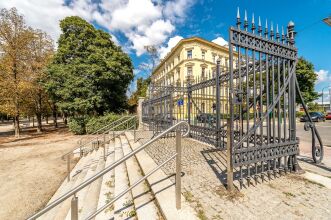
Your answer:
(120, 135), (159, 220)
(39, 151), (93, 220)
(52, 150), (99, 220)
(114, 137), (136, 220)
(64, 149), (103, 220)
(125, 132), (198, 220)
(95, 139), (117, 220)
(79, 149), (106, 219)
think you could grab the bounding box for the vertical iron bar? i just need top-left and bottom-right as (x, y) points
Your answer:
(226, 118), (234, 190)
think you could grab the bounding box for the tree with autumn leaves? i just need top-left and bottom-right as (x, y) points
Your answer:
(0, 8), (54, 137)
(0, 8), (134, 137)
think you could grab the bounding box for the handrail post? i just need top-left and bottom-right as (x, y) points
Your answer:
(133, 128), (136, 142)
(67, 154), (71, 182)
(175, 129), (181, 209)
(71, 195), (78, 220)
(103, 133), (106, 161)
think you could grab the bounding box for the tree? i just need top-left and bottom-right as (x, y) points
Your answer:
(46, 16), (133, 117)
(296, 57), (319, 104)
(26, 30), (54, 132)
(128, 77), (150, 112)
(0, 8), (35, 137)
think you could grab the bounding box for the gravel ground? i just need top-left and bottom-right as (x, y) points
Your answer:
(0, 122), (80, 220)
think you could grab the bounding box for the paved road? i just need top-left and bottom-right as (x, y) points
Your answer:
(297, 120), (331, 167)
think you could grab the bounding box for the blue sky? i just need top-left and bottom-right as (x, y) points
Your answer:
(1, 0), (330, 99)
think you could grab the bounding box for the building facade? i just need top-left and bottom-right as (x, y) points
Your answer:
(147, 37), (235, 121)
(151, 37), (232, 87)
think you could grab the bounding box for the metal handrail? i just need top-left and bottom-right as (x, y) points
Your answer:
(78, 115), (131, 143)
(62, 115), (137, 159)
(28, 121), (189, 220)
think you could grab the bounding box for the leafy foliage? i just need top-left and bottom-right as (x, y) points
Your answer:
(128, 77), (150, 112)
(68, 116), (88, 135)
(85, 113), (121, 134)
(46, 16), (134, 116)
(296, 57), (319, 104)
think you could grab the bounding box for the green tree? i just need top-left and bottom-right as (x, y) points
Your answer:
(296, 57), (319, 104)
(128, 77), (150, 112)
(46, 16), (133, 116)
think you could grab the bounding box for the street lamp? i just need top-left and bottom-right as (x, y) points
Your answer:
(323, 15), (331, 26)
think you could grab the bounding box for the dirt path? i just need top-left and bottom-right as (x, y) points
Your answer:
(0, 122), (81, 220)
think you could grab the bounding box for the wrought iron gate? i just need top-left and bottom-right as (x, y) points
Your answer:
(141, 9), (324, 189)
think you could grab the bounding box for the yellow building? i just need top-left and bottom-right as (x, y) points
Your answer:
(148, 37), (235, 121)
(151, 37), (232, 87)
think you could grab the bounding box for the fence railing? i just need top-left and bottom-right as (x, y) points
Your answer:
(27, 121), (189, 220)
(62, 115), (138, 182)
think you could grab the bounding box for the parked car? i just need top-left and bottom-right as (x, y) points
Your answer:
(326, 112), (331, 120)
(196, 113), (216, 123)
(300, 112), (325, 122)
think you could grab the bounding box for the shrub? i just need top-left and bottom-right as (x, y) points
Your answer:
(86, 113), (122, 134)
(296, 111), (305, 118)
(68, 117), (88, 135)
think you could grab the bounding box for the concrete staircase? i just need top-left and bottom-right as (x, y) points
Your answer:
(38, 132), (197, 220)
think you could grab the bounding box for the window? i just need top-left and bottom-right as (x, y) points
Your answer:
(187, 50), (192, 59)
(201, 67), (205, 78)
(202, 51), (205, 60)
(201, 103), (205, 112)
(177, 55), (180, 62)
(187, 67), (192, 76)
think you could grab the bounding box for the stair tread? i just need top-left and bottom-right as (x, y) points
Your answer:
(120, 135), (159, 220)
(125, 132), (199, 220)
(95, 140), (117, 220)
(114, 137), (136, 220)
(40, 150), (96, 220)
(64, 149), (103, 220)
(79, 147), (106, 219)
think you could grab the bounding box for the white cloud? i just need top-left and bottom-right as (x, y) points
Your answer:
(212, 36), (228, 46)
(316, 69), (331, 83)
(159, 35), (183, 59)
(0, 0), (195, 56)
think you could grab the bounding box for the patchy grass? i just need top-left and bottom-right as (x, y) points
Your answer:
(183, 190), (207, 220)
(215, 187), (244, 202)
(283, 191), (296, 198)
(288, 174), (325, 188)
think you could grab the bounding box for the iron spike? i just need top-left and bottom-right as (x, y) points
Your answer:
(276, 24), (280, 41)
(265, 19), (268, 38)
(258, 16), (262, 35)
(244, 10), (248, 31)
(270, 21), (274, 40)
(236, 7), (241, 29)
(251, 13), (256, 33)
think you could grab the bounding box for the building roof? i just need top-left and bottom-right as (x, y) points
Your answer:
(152, 36), (231, 74)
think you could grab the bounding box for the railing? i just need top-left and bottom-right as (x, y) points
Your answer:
(77, 115), (133, 146)
(62, 115), (138, 182)
(28, 121), (189, 220)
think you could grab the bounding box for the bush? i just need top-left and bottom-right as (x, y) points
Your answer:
(68, 117), (88, 135)
(296, 111), (305, 118)
(86, 113), (122, 134)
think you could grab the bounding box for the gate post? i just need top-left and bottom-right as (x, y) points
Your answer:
(226, 118), (234, 191)
(216, 60), (221, 148)
(187, 84), (191, 132)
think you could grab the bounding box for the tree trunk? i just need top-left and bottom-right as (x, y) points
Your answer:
(36, 91), (43, 133)
(14, 114), (20, 138)
(46, 115), (48, 124)
(33, 117), (35, 127)
(52, 102), (58, 128)
(36, 113), (42, 133)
